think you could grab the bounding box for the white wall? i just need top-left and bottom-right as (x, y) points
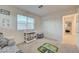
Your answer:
(76, 8), (79, 49)
(41, 15), (62, 41)
(0, 5), (41, 44)
(41, 8), (77, 43)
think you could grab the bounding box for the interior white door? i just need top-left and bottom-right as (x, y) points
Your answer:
(62, 14), (77, 45)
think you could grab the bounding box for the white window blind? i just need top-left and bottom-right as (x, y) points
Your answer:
(17, 15), (34, 30)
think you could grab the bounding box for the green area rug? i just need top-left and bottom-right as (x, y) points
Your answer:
(38, 43), (58, 53)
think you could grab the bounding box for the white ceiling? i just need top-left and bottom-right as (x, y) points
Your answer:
(14, 5), (77, 16)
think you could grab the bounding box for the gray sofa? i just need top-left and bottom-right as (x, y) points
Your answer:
(0, 33), (21, 53)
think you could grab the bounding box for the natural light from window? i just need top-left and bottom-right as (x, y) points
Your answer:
(17, 15), (34, 30)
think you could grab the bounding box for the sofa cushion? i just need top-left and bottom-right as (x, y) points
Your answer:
(0, 38), (8, 48)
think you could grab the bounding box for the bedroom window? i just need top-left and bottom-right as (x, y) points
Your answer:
(27, 17), (34, 29)
(17, 15), (35, 30)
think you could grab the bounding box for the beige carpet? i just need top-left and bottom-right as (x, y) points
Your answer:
(59, 44), (79, 53)
(17, 38), (79, 53)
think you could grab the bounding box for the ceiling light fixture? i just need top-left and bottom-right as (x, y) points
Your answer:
(38, 5), (43, 8)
